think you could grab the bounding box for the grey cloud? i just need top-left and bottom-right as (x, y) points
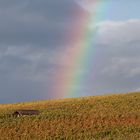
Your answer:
(86, 20), (140, 94)
(0, 46), (59, 79)
(0, 77), (46, 104)
(0, 0), (139, 103)
(0, 0), (85, 47)
(0, 46), (61, 103)
(97, 20), (140, 47)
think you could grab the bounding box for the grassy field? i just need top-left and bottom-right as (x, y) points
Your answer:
(0, 92), (140, 140)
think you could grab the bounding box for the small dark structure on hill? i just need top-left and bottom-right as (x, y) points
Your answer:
(13, 110), (39, 117)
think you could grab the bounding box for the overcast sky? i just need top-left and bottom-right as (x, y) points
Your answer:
(0, 0), (140, 103)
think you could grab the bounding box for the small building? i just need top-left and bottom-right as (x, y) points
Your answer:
(13, 110), (40, 117)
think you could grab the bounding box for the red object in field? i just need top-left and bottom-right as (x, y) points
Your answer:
(13, 110), (40, 117)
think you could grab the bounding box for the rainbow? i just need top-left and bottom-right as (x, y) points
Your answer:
(51, 1), (108, 99)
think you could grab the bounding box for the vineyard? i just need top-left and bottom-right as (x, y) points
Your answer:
(0, 92), (140, 140)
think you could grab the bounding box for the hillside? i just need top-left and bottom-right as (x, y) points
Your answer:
(0, 92), (140, 140)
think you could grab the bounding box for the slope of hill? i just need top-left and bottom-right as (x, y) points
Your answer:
(0, 92), (140, 140)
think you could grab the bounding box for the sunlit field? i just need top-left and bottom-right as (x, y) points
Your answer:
(0, 92), (140, 140)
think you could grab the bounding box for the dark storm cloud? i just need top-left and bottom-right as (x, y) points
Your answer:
(0, 0), (86, 103)
(0, 0), (83, 47)
(0, 0), (140, 103)
(0, 46), (64, 103)
(0, 77), (44, 104)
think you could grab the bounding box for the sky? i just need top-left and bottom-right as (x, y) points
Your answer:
(0, 0), (140, 103)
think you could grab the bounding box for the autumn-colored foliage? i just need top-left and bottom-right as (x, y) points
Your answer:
(0, 92), (140, 140)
